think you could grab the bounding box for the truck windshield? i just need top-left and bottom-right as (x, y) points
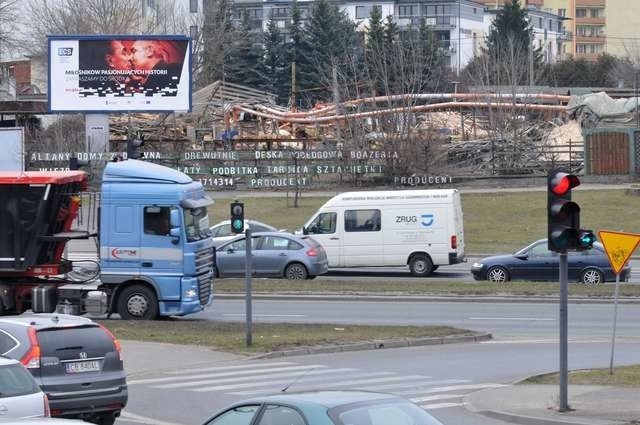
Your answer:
(184, 207), (211, 242)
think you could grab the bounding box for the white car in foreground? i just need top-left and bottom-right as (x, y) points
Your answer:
(0, 356), (49, 418)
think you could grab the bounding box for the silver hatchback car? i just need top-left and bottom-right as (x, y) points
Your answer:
(0, 356), (49, 419)
(215, 232), (329, 279)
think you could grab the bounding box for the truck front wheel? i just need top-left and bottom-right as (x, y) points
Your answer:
(117, 285), (159, 320)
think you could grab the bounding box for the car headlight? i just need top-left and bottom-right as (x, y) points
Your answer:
(471, 262), (483, 269)
(184, 289), (197, 298)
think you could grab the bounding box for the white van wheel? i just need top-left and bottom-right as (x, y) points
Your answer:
(409, 255), (433, 277)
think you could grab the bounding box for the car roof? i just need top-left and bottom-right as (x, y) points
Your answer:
(212, 219), (275, 228)
(239, 390), (401, 409)
(217, 231), (305, 247)
(0, 313), (95, 330)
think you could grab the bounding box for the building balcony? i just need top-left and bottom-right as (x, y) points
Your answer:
(575, 52), (602, 61)
(575, 16), (606, 25)
(575, 34), (605, 44)
(576, 0), (605, 7)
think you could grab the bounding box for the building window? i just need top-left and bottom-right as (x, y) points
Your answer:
(247, 8), (262, 19)
(590, 8), (603, 18)
(189, 25), (198, 41)
(189, 0), (198, 13)
(558, 8), (566, 17)
(576, 44), (587, 54)
(576, 8), (587, 18)
(356, 5), (380, 19)
(272, 7), (288, 18)
(398, 5), (417, 17)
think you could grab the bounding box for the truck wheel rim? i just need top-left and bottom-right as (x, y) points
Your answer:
(127, 295), (148, 317)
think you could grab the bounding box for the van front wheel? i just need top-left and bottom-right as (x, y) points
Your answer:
(409, 255), (433, 277)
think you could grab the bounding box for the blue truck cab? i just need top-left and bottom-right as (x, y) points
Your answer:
(98, 159), (214, 319)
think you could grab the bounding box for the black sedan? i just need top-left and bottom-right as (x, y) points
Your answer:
(470, 239), (629, 284)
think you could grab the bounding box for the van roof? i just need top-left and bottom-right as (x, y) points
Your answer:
(321, 189), (459, 208)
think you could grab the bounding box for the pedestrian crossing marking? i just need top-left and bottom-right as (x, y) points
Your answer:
(155, 367), (359, 390)
(133, 359), (509, 414)
(129, 364), (329, 385)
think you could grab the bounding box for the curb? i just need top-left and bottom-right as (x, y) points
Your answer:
(465, 408), (600, 425)
(253, 332), (492, 359)
(215, 293), (640, 304)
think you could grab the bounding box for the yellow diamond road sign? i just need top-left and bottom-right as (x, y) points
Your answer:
(598, 230), (640, 275)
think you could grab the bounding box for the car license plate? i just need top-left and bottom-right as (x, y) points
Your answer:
(65, 360), (101, 374)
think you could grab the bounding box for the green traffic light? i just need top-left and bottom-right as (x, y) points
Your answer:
(232, 219), (243, 231)
(578, 230), (596, 249)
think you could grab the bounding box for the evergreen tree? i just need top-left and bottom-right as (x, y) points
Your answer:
(473, 0), (541, 85)
(226, 11), (264, 88)
(383, 14), (399, 45)
(285, 0), (312, 107)
(301, 0), (359, 102)
(417, 18), (446, 92)
(262, 15), (289, 103)
(199, 0), (235, 87)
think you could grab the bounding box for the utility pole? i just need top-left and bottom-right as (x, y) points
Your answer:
(291, 62), (297, 111)
(458, 0), (462, 77)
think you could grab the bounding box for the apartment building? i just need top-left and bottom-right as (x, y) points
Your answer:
(605, 0), (640, 59)
(224, 0), (566, 73)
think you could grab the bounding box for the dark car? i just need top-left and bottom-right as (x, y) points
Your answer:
(215, 232), (328, 279)
(201, 390), (443, 425)
(0, 314), (127, 425)
(470, 239), (629, 284)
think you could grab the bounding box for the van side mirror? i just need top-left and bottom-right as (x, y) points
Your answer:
(302, 226), (309, 235)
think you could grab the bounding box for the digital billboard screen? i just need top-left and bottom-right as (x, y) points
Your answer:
(48, 35), (191, 112)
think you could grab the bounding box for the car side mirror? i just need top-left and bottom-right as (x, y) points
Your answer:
(515, 254), (528, 260)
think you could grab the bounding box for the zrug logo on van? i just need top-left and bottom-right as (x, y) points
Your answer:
(420, 214), (434, 227)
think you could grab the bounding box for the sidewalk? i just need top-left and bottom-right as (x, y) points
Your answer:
(465, 384), (640, 425)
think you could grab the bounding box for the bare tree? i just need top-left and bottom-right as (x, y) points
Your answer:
(0, 0), (18, 60)
(23, 0), (190, 56)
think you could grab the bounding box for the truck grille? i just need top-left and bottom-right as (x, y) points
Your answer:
(198, 273), (212, 305)
(195, 248), (214, 275)
(195, 248), (214, 305)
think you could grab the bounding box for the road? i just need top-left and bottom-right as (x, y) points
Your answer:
(197, 298), (640, 339)
(119, 337), (640, 425)
(114, 297), (640, 425)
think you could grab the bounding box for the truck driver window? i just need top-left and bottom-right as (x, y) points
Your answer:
(144, 206), (171, 236)
(345, 209), (381, 232)
(308, 212), (336, 234)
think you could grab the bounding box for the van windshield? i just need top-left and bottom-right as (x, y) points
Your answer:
(306, 212), (336, 234)
(184, 207), (211, 242)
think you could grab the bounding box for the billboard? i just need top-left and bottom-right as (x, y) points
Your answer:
(0, 128), (24, 171)
(48, 35), (191, 112)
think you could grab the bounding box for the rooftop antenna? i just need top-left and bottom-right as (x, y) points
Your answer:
(281, 367), (317, 392)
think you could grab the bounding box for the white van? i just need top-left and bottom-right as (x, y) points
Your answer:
(300, 189), (465, 276)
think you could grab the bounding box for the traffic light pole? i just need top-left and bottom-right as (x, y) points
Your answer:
(245, 228), (253, 347)
(559, 252), (569, 412)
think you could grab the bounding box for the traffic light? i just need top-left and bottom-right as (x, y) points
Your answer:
(69, 155), (89, 170)
(230, 201), (244, 234)
(127, 132), (145, 160)
(547, 169), (595, 251)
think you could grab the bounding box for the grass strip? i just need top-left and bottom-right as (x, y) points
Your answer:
(214, 279), (640, 297)
(521, 364), (640, 387)
(98, 320), (473, 354)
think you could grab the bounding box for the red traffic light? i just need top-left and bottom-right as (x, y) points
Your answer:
(548, 171), (580, 196)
